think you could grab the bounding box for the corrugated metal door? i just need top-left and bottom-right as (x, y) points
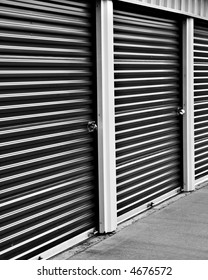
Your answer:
(194, 22), (208, 181)
(0, 0), (98, 259)
(114, 3), (183, 222)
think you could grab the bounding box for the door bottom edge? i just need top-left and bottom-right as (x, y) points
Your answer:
(117, 187), (181, 225)
(31, 228), (96, 260)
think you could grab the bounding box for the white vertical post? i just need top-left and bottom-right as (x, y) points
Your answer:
(183, 18), (195, 192)
(96, 0), (117, 233)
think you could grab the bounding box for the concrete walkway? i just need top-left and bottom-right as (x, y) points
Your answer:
(53, 183), (208, 260)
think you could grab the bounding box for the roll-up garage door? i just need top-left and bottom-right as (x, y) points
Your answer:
(114, 3), (183, 222)
(0, 0), (98, 259)
(194, 22), (208, 180)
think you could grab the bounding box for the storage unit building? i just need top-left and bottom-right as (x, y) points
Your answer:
(1, 0), (208, 259)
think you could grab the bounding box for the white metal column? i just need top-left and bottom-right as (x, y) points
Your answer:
(96, 0), (117, 233)
(182, 17), (195, 192)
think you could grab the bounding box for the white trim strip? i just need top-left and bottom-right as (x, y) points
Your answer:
(96, 0), (117, 233)
(182, 18), (195, 192)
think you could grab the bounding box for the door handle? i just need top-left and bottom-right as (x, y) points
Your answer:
(87, 121), (97, 133)
(177, 107), (185, 116)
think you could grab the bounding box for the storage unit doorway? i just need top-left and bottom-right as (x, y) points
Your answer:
(0, 0), (98, 259)
(194, 22), (208, 182)
(114, 2), (184, 222)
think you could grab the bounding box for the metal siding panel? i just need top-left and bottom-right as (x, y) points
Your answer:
(0, 0), (97, 259)
(117, 0), (208, 20)
(194, 22), (208, 180)
(114, 3), (183, 219)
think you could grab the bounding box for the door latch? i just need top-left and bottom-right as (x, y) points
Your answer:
(87, 121), (97, 133)
(177, 107), (185, 116)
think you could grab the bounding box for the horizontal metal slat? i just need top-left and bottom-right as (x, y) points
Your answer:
(115, 69), (179, 78)
(195, 151), (208, 164)
(0, 110), (92, 127)
(195, 138), (208, 150)
(2, 205), (94, 248)
(115, 83), (179, 93)
(116, 110), (177, 126)
(116, 119), (179, 139)
(116, 126), (179, 151)
(1, 137), (90, 161)
(117, 149), (180, 177)
(1, 155), (93, 186)
(114, 34), (178, 45)
(0, 70), (90, 77)
(14, 222), (94, 260)
(114, 52), (179, 60)
(117, 138), (180, 166)
(117, 165), (180, 198)
(0, 48), (90, 58)
(1, 211), (95, 259)
(0, 21), (91, 38)
(114, 13), (177, 26)
(1, 166), (94, 201)
(0, 56), (92, 65)
(115, 76), (178, 85)
(1, 146), (92, 172)
(195, 161), (208, 173)
(118, 177), (180, 210)
(117, 180), (179, 216)
(2, 187), (94, 231)
(118, 173), (179, 199)
(1, 175), (93, 211)
(0, 7), (89, 26)
(0, 33), (90, 47)
(1, 117), (86, 133)
(0, 0), (91, 17)
(117, 165), (180, 195)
